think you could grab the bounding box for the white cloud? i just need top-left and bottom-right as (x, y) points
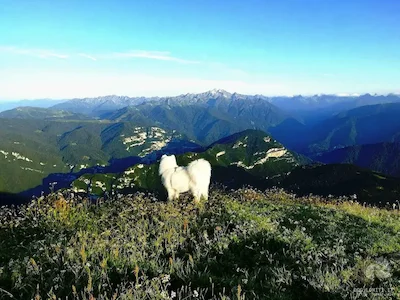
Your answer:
(0, 46), (69, 59)
(99, 50), (200, 64)
(322, 73), (336, 77)
(0, 45), (199, 64)
(78, 53), (97, 61)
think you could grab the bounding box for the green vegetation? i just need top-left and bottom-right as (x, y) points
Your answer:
(71, 130), (306, 198)
(0, 117), (192, 193)
(71, 132), (400, 207)
(306, 103), (400, 154)
(311, 142), (400, 178)
(283, 164), (400, 206)
(0, 188), (399, 299)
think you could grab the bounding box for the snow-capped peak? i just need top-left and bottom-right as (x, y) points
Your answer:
(208, 89), (231, 97)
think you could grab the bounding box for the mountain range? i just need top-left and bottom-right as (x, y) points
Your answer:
(1, 89), (400, 205)
(267, 93), (400, 125)
(311, 142), (400, 177)
(55, 89), (291, 145)
(271, 102), (400, 154)
(0, 99), (65, 112)
(51, 90), (400, 120)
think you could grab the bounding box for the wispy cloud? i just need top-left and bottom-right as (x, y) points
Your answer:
(0, 46), (69, 59)
(78, 53), (97, 61)
(100, 50), (200, 64)
(322, 73), (336, 77)
(207, 62), (249, 77)
(0, 46), (199, 64)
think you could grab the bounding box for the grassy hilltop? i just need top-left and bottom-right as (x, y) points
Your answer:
(0, 188), (399, 300)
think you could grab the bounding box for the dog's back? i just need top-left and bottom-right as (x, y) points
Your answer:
(187, 159), (212, 186)
(169, 167), (191, 193)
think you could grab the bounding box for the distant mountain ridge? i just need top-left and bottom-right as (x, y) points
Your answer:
(46, 90), (400, 147)
(267, 93), (400, 125)
(2, 89), (400, 204)
(52, 95), (158, 116)
(0, 106), (93, 120)
(100, 98), (290, 145)
(7, 90), (400, 149)
(49, 90), (400, 121)
(0, 99), (65, 112)
(49, 90), (400, 111)
(270, 102), (400, 155)
(311, 142), (400, 177)
(305, 103), (400, 153)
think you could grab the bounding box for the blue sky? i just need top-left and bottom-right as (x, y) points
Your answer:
(0, 0), (399, 100)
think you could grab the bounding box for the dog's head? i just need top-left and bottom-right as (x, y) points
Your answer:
(161, 153), (176, 160)
(159, 154), (178, 175)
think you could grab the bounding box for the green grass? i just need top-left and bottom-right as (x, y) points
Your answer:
(0, 188), (399, 299)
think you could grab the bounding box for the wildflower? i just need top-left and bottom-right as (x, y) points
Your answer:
(170, 290), (176, 299)
(160, 291), (169, 299)
(162, 274), (170, 283)
(193, 290), (199, 298)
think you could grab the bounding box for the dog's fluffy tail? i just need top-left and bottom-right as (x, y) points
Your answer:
(187, 158), (212, 185)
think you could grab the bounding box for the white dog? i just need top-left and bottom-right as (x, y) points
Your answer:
(158, 154), (211, 203)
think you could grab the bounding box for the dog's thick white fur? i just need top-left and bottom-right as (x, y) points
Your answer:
(159, 154), (211, 203)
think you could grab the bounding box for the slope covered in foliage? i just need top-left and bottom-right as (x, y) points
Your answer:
(304, 103), (400, 154)
(71, 130), (307, 196)
(282, 164), (400, 206)
(70, 130), (400, 206)
(0, 188), (399, 299)
(0, 118), (195, 194)
(311, 142), (400, 178)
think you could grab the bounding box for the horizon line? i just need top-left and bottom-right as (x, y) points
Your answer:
(1, 89), (400, 102)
